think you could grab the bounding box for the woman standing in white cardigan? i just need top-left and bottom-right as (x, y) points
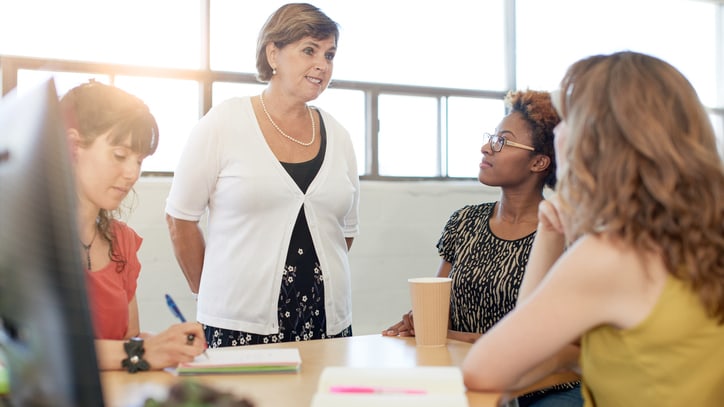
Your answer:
(165, 3), (359, 347)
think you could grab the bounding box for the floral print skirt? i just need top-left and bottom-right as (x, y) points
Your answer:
(204, 215), (352, 347)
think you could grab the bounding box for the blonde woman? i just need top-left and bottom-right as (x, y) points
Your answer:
(463, 51), (724, 405)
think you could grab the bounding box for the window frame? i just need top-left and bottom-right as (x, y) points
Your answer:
(0, 54), (509, 180)
(1, 0), (722, 179)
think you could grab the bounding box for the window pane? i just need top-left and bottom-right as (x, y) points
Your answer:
(211, 0), (507, 90)
(711, 113), (724, 158)
(112, 76), (199, 172)
(447, 97), (505, 178)
(16, 70), (111, 97)
(324, 0), (506, 89)
(15, 71), (198, 172)
(0, 0), (201, 68)
(314, 88), (366, 175)
(516, 0), (718, 105)
(378, 95), (438, 177)
(212, 82), (266, 106)
(210, 1), (288, 72)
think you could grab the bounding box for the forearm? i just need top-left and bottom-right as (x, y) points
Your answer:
(95, 338), (182, 371)
(506, 343), (580, 391)
(464, 340), (580, 393)
(166, 215), (205, 293)
(517, 228), (565, 304)
(447, 330), (481, 344)
(95, 340), (127, 371)
(95, 323), (206, 371)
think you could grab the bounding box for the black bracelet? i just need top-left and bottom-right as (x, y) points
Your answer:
(121, 337), (150, 373)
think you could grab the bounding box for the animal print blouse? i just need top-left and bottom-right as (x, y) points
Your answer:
(437, 202), (535, 333)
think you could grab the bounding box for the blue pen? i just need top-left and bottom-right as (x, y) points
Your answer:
(165, 293), (209, 358)
(165, 293), (187, 322)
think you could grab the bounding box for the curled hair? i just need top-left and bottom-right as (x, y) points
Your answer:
(256, 3), (339, 82)
(556, 51), (724, 321)
(505, 90), (560, 189)
(60, 80), (159, 272)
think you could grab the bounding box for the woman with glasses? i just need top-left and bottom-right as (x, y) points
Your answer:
(384, 90), (582, 406)
(463, 52), (724, 405)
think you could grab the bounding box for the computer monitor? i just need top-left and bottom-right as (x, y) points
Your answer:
(0, 79), (105, 406)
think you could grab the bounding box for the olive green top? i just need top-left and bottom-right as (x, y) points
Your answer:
(581, 275), (724, 406)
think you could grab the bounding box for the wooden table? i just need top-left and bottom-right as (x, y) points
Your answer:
(101, 334), (576, 407)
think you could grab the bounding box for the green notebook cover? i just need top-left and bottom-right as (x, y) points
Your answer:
(0, 360), (8, 395)
(176, 347), (301, 375)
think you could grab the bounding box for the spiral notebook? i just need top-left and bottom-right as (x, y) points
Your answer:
(176, 347), (301, 375)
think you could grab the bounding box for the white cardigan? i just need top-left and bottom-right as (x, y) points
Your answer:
(166, 96), (360, 335)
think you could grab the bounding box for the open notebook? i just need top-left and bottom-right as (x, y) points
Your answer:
(176, 347), (301, 375)
(311, 366), (469, 407)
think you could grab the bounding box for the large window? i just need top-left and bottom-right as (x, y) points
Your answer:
(210, 1), (507, 90)
(516, 0), (720, 106)
(0, 0), (200, 69)
(1, 0), (723, 176)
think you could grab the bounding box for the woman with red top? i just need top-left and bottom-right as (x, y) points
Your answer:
(60, 81), (205, 371)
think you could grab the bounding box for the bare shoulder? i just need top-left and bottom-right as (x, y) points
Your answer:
(564, 234), (666, 280)
(555, 234), (668, 329)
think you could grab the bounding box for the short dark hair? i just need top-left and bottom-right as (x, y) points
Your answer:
(504, 90), (560, 189)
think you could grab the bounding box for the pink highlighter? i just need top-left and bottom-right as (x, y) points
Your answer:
(329, 386), (427, 395)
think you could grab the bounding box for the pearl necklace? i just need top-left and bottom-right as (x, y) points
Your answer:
(259, 92), (315, 147)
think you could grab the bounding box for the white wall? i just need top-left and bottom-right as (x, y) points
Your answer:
(125, 178), (499, 336)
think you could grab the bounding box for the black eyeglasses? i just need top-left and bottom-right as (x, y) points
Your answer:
(483, 132), (535, 152)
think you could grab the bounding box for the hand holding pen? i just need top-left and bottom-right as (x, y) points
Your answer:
(165, 293), (209, 359)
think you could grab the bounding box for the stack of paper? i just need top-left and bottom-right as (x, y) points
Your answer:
(176, 347), (301, 375)
(311, 366), (469, 407)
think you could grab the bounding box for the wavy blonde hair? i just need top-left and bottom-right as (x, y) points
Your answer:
(554, 51), (724, 322)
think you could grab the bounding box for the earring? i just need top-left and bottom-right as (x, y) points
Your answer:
(272, 67), (277, 75)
